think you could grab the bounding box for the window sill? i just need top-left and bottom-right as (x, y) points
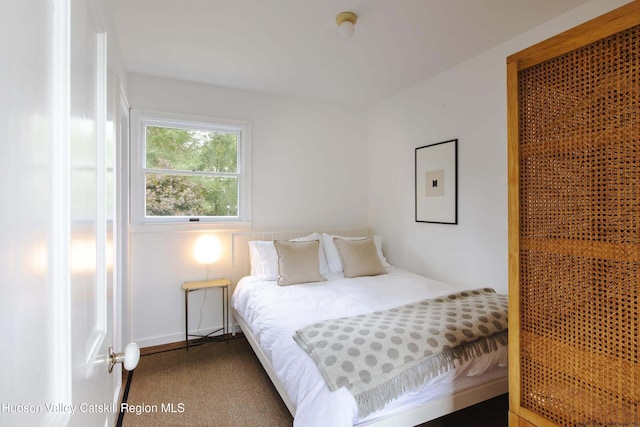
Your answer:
(130, 221), (252, 234)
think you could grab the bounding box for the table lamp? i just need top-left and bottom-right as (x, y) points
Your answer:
(193, 234), (222, 279)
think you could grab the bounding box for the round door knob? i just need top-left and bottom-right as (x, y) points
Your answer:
(108, 343), (140, 373)
(123, 342), (140, 371)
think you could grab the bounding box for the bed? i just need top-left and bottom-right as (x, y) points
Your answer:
(230, 229), (508, 427)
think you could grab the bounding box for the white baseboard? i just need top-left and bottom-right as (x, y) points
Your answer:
(134, 322), (241, 348)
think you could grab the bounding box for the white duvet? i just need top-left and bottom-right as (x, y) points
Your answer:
(231, 267), (507, 427)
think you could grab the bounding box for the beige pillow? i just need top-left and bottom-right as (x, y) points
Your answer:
(274, 240), (327, 286)
(334, 237), (388, 278)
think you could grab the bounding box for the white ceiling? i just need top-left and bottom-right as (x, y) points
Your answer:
(113, 0), (589, 107)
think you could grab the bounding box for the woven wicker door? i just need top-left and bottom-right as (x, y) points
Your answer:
(507, 3), (640, 427)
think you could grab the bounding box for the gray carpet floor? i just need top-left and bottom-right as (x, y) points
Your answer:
(121, 337), (507, 427)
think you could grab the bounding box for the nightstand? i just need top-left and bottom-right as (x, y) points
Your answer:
(182, 278), (230, 350)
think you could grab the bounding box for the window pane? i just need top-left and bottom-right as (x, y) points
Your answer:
(145, 173), (238, 217)
(145, 126), (238, 173)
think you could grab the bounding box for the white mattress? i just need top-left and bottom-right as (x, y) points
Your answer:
(231, 267), (507, 427)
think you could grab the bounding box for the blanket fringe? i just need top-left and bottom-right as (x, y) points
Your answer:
(354, 330), (508, 418)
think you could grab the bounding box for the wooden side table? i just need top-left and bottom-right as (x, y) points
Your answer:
(182, 278), (230, 350)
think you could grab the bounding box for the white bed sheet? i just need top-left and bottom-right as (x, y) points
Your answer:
(231, 267), (507, 427)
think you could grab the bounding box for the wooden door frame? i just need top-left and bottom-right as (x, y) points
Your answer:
(506, 1), (640, 426)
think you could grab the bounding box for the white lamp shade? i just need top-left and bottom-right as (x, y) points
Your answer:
(193, 235), (222, 264)
(338, 21), (355, 38)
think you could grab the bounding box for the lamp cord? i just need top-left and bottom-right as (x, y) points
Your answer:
(196, 264), (209, 334)
(196, 288), (207, 335)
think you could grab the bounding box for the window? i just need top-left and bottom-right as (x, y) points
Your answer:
(131, 110), (251, 225)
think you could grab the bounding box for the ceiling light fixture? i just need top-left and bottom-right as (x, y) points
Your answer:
(336, 11), (357, 39)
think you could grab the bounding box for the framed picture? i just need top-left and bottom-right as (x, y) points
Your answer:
(415, 139), (458, 224)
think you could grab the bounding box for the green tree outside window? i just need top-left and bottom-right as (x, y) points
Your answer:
(145, 126), (239, 217)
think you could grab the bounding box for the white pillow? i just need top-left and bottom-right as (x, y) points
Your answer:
(248, 240), (278, 280)
(248, 233), (329, 280)
(322, 233), (391, 273)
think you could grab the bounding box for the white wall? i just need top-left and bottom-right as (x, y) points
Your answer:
(1, 3), (59, 421)
(368, 0), (631, 294)
(126, 74), (369, 346)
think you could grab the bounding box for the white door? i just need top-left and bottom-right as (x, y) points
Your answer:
(113, 80), (132, 401)
(68, 0), (119, 425)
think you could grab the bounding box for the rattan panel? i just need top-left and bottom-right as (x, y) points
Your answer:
(517, 25), (639, 426)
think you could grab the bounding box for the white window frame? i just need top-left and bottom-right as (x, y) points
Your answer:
(130, 109), (251, 227)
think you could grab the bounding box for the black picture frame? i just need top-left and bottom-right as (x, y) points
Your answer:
(415, 139), (458, 224)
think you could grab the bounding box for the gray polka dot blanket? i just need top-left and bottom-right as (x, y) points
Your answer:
(293, 287), (508, 418)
